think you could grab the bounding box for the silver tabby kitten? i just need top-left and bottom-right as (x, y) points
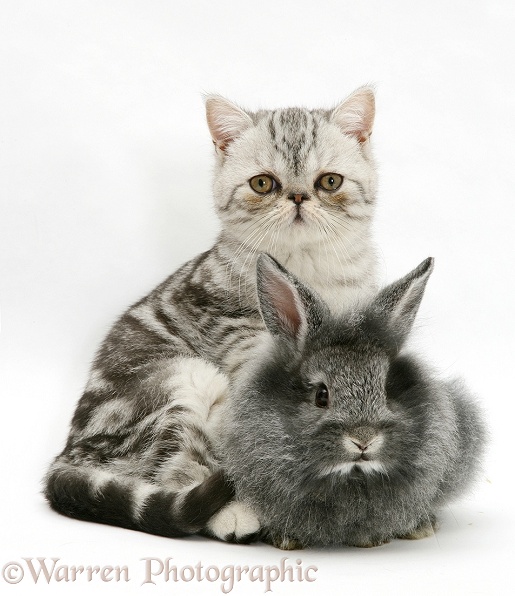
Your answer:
(44, 87), (378, 541)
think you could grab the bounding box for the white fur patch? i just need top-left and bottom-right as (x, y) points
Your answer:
(355, 460), (388, 475)
(163, 357), (229, 439)
(321, 459), (387, 477)
(132, 483), (160, 519)
(207, 501), (260, 540)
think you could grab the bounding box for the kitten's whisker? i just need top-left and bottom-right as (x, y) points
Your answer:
(325, 210), (370, 251)
(237, 216), (279, 305)
(225, 212), (279, 291)
(313, 212), (348, 285)
(318, 212), (358, 281)
(239, 232), (272, 304)
(247, 218), (281, 298)
(325, 223), (352, 267)
(227, 212), (277, 275)
(269, 218), (282, 262)
(314, 217), (332, 287)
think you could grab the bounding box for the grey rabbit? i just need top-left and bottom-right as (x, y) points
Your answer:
(216, 254), (486, 548)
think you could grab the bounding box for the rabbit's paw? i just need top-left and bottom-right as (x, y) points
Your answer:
(397, 516), (437, 540)
(207, 501), (260, 544)
(272, 536), (305, 551)
(350, 537), (390, 548)
(262, 532), (305, 550)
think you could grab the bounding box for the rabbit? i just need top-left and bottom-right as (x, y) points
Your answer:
(215, 254), (486, 548)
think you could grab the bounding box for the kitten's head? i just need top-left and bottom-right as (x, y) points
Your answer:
(205, 87), (377, 257)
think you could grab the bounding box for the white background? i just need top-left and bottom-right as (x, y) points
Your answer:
(1, 1), (514, 594)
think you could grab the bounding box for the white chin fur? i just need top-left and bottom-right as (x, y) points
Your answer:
(321, 460), (387, 477)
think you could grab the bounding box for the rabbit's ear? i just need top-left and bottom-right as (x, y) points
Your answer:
(256, 254), (323, 347)
(371, 257), (434, 346)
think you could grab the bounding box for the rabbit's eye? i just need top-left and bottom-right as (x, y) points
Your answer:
(315, 384), (329, 408)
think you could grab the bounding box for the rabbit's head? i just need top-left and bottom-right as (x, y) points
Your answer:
(219, 255), (434, 544)
(228, 254), (434, 480)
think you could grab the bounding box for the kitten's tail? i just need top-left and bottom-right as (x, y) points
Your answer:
(43, 458), (234, 538)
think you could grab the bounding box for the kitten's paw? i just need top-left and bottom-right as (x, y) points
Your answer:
(207, 501), (260, 544)
(397, 516), (437, 540)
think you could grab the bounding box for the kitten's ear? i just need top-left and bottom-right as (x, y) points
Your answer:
(205, 95), (253, 153)
(370, 257), (434, 347)
(330, 86), (375, 144)
(256, 254), (324, 348)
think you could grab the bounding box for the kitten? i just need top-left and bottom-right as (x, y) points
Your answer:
(44, 87), (379, 542)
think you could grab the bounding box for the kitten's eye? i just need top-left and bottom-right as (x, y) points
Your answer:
(315, 384), (329, 408)
(249, 175), (277, 194)
(316, 173), (343, 192)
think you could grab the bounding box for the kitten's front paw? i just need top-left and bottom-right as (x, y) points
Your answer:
(207, 501), (260, 544)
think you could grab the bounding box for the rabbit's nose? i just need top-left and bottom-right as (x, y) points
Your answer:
(345, 431), (384, 454)
(351, 439), (371, 452)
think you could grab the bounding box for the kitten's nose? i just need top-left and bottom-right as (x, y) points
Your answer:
(288, 193), (309, 204)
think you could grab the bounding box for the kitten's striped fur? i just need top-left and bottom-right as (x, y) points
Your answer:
(45, 87), (379, 541)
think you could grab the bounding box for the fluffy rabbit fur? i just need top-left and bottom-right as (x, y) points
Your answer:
(217, 255), (486, 548)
